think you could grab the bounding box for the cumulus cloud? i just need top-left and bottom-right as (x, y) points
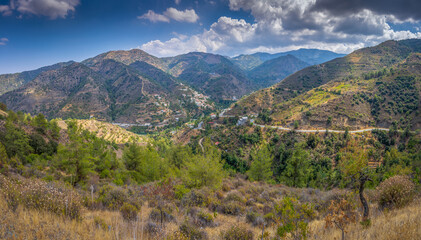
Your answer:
(141, 36), (207, 57)
(139, 8), (198, 23)
(141, 0), (421, 57)
(0, 0), (79, 19)
(138, 10), (170, 22)
(311, 0), (421, 22)
(0, 38), (9, 46)
(163, 8), (199, 23)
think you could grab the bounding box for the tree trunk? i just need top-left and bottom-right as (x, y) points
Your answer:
(359, 178), (369, 220)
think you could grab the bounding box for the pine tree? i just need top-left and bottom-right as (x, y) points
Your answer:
(281, 144), (311, 187)
(247, 145), (273, 182)
(0, 142), (8, 166)
(182, 138), (224, 188)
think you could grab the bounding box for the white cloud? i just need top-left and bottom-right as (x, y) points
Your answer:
(0, 5), (12, 16)
(138, 10), (170, 22)
(0, 38), (9, 46)
(17, 0), (79, 19)
(141, 0), (421, 57)
(163, 8), (198, 23)
(139, 8), (199, 23)
(175, 0), (181, 5)
(0, 0), (80, 19)
(140, 36), (207, 57)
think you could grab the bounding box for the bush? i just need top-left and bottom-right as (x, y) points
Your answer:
(0, 174), (82, 219)
(97, 185), (129, 210)
(377, 175), (415, 210)
(179, 220), (208, 239)
(175, 184), (190, 200)
(217, 201), (245, 215)
(181, 188), (212, 207)
(197, 211), (215, 227)
(220, 224), (253, 240)
(224, 192), (245, 203)
(149, 208), (175, 223)
(246, 211), (264, 226)
(120, 203), (138, 221)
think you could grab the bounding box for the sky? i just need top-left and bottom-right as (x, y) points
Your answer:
(0, 0), (421, 74)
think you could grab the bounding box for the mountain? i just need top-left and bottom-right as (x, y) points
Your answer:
(0, 60), (211, 125)
(0, 61), (75, 95)
(247, 54), (310, 88)
(162, 52), (254, 103)
(232, 49), (345, 70)
(82, 49), (166, 71)
(229, 39), (421, 130)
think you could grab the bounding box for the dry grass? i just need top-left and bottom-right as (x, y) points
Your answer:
(310, 199), (421, 240)
(1, 177), (420, 240)
(74, 119), (148, 145)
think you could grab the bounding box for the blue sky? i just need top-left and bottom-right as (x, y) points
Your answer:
(0, 0), (421, 74)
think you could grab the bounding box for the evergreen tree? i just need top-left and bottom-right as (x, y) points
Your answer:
(281, 144), (312, 187)
(0, 142), (8, 166)
(247, 145), (273, 182)
(182, 138), (224, 188)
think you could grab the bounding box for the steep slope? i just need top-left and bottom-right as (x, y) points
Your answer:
(230, 39), (421, 130)
(0, 60), (212, 125)
(0, 61), (75, 95)
(0, 63), (110, 119)
(247, 54), (310, 88)
(232, 49), (345, 70)
(71, 119), (148, 144)
(162, 52), (253, 103)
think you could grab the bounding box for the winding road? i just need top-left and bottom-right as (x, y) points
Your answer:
(253, 124), (390, 133)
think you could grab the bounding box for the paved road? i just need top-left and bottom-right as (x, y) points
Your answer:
(254, 124), (389, 133)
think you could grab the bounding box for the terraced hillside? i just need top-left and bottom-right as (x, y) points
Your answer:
(229, 39), (421, 130)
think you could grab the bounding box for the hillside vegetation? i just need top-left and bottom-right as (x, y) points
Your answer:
(230, 39), (421, 130)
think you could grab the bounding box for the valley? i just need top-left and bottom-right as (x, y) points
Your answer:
(0, 39), (420, 240)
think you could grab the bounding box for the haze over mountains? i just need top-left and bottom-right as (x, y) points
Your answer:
(0, 47), (343, 125)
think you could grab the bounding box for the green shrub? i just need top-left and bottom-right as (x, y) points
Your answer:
(120, 203), (138, 221)
(377, 175), (415, 210)
(97, 185), (128, 210)
(220, 224), (253, 240)
(175, 184), (190, 200)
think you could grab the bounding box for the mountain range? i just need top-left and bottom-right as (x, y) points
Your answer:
(229, 39), (421, 130)
(0, 48), (343, 125)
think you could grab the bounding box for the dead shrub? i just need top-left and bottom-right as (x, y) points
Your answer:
(220, 224), (253, 240)
(377, 175), (415, 210)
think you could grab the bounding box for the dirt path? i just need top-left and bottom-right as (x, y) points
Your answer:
(198, 137), (204, 153)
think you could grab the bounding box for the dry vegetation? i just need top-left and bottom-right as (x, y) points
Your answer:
(1, 174), (419, 240)
(71, 119), (148, 145)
